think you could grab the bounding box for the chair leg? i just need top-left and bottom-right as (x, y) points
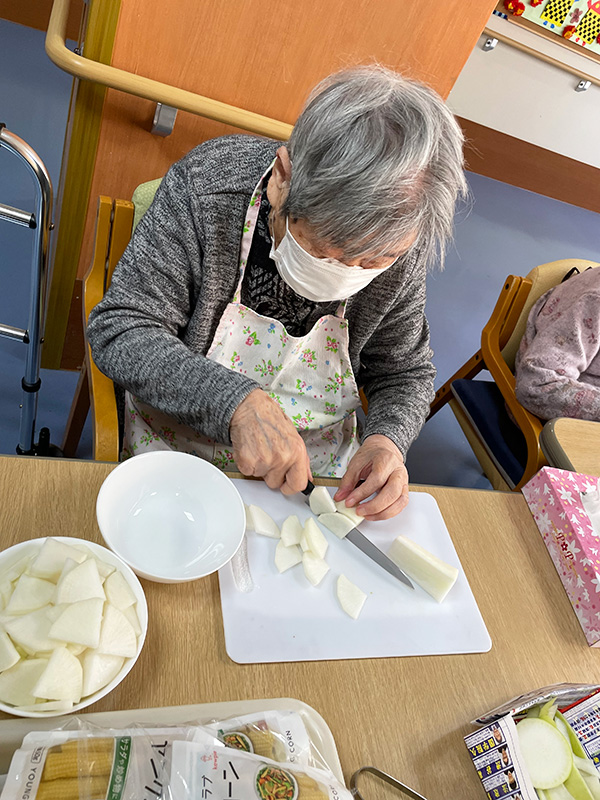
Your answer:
(61, 364), (90, 457)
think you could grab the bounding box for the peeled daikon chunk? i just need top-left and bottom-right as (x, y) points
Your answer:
(303, 518), (328, 560)
(16, 700), (74, 713)
(0, 658), (49, 706)
(49, 598), (104, 648)
(0, 630), (20, 672)
(302, 552), (329, 586)
(5, 608), (64, 653)
(318, 512), (355, 539)
(82, 650), (124, 696)
(1, 555), (31, 584)
(5, 575), (55, 615)
(97, 605), (137, 658)
(334, 500), (363, 528)
(28, 538), (86, 581)
(94, 559), (116, 580)
(309, 486), (336, 516)
(55, 558), (106, 604)
(104, 570), (136, 610)
(274, 541), (302, 573)
(244, 504), (255, 533)
(33, 647), (83, 703)
(248, 505), (280, 538)
(387, 536), (458, 603)
(336, 575), (367, 619)
(122, 604), (142, 637)
(280, 515), (303, 547)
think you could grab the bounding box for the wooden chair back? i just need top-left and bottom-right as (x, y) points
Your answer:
(61, 197), (134, 461)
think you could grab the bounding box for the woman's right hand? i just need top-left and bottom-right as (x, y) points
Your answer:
(230, 389), (312, 494)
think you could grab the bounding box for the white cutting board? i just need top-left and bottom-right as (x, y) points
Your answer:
(219, 482), (491, 663)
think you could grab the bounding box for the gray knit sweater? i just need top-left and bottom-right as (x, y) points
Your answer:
(87, 135), (435, 458)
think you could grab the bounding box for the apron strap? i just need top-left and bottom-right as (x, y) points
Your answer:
(233, 159), (276, 304)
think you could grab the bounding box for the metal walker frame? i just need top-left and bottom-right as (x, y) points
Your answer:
(0, 124), (60, 456)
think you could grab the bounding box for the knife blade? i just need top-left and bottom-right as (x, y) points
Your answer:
(346, 528), (414, 589)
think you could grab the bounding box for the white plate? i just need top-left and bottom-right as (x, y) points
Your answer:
(97, 452), (246, 582)
(219, 483), (491, 662)
(0, 536), (147, 718)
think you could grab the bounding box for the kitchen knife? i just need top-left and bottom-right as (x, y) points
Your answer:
(302, 481), (414, 589)
(346, 528), (414, 589)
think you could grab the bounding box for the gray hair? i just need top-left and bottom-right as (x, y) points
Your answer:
(283, 65), (468, 269)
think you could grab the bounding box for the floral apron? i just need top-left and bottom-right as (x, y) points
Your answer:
(124, 165), (361, 477)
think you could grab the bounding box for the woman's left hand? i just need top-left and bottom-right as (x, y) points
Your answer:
(334, 434), (409, 521)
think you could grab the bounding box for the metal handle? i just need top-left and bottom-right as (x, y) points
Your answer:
(350, 766), (429, 800)
(0, 126), (53, 453)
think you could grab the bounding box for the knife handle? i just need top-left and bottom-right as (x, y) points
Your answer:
(301, 480), (315, 497)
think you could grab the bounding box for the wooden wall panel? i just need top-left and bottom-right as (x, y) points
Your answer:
(0, 0), (83, 40)
(459, 116), (600, 215)
(75, 0), (498, 281)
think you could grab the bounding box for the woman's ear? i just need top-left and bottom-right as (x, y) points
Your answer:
(267, 146), (292, 210)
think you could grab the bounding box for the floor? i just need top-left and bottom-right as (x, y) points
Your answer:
(1, 19), (599, 487)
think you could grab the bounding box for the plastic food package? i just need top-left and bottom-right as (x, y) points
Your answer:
(0, 709), (342, 799)
(171, 742), (352, 800)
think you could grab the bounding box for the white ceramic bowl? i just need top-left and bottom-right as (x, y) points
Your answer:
(0, 536), (148, 719)
(96, 451), (246, 583)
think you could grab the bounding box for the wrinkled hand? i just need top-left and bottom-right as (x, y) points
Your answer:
(334, 435), (409, 521)
(230, 389), (312, 494)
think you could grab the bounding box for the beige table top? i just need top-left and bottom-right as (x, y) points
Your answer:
(1, 455), (600, 800)
(542, 418), (600, 477)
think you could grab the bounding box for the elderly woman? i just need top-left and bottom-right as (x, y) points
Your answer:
(87, 66), (466, 520)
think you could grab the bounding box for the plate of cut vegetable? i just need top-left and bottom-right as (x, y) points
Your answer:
(0, 536), (147, 717)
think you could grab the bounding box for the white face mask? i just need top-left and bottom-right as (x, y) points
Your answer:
(269, 218), (393, 302)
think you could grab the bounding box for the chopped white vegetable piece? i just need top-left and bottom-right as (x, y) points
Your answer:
(29, 539), (86, 580)
(1, 555), (32, 583)
(300, 534), (310, 553)
(66, 643), (87, 656)
(104, 570), (136, 610)
(4, 608), (65, 653)
(16, 700), (74, 713)
(97, 605), (137, 658)
(55, 557), (79, 588)
(94, 558), (115, 580)
(49, 598), (104, 648)
(318, 512), (355, 539)
(45, 604), (68, 623)
(517, 718), (573, 789)
(122, 604), (142, 637)
(33, 647), (83, 703)
(334, 500), (363, 528)
(274, 541), (302, 573)
(303, 518), (328, 560)
(0, 658), (48, 706)
(280, 515), (303, 547)
(336, 575), (367, 619)
(309, 486), (336, 516)
(387, 536), (458, 603)
(0, 630), (20, 672)
(55, 558), (106, 604)
(248, 505), (280, 538)
(82, 650), (124, 696)
(302, 552), (330, 586)
(244, 504), (255, 533)
(5, 574), (55, 615)
(0, 580), (13, 608)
